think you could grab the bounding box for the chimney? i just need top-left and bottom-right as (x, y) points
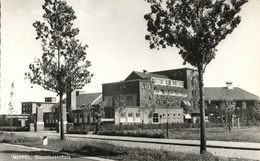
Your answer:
(226, 81), (233, 89)
(143, 70), (148, 74)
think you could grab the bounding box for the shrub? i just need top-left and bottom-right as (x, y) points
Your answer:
(67, 124), (96, 134)
(67, 129), (88, 134)
(0, 126), (29, 131)
(99, 130), (164, 138)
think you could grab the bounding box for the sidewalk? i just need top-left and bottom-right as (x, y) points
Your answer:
(14, 131), (260, 151)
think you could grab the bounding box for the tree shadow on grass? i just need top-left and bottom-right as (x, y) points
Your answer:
(62, 144), (127, 158)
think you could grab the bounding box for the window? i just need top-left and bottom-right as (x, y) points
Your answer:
(135, 113), (141, 122)
(120, 113), (126, 122)
(142, 83), (146, 89)
(173, 113), (176, 117)
(242, 115), (247, 121)
(178, 113), (181, 117)
(128, 113), (134, 122)
(153, 113), (159, 123)
(79, 113), (83, 123)
(168, 80), (171, 85)
(172, 81), (176, 86)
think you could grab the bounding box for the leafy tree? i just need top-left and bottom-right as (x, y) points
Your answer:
(144, 0), (247, 153)
(114, 95), (126, 126)
(25, 0), (93, 140)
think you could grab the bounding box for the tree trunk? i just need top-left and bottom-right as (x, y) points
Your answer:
(198, 65), (206, 154)
(59, 94), (65, 140)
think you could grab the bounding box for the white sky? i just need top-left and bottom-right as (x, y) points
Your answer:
(1, 0), (260, 114)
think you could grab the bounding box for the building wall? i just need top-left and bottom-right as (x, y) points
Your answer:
(205, 100), (257, 124)
(21, 102), (33, 114)
(103, 80), (140, 108)
(22, 102), (55, 115)
(139, 80), (154, 107)
(71, 109), (98, 125)
(71, 90), (85, 111)
(152, 68), (198, 100)
(114, 106), (183, 125)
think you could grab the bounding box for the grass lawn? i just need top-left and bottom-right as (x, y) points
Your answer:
(168, 126), (260, 142)
(0, 132), (253, 161)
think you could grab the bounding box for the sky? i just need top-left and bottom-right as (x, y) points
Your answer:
(1, 0), (260, 114)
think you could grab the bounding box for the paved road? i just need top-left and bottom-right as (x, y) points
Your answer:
(0, 143), (100, 161)
(14, 131), (260, 160)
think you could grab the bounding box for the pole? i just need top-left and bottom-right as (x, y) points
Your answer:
(198, 65), (206, 154)
(166, 105), (169, 138)
(9, 82), (14, 143)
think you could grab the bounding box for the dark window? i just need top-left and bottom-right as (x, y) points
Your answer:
(128, 113), (133, 117)
(153, 113), (159, 123)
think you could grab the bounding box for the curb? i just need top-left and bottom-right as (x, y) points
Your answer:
(2, 143), (115, 161)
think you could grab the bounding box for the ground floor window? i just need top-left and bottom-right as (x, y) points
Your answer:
(79, 113), (83, 123)
(73, 113), (77, 123)
(135, 113), (141, 122)
(120, 113), (126, 122)
(128, 113), (134, 122)
(153, 113), (159, 123)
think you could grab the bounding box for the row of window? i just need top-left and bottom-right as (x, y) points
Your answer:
(141, 83), (153, 89)
(151, 77), (184, 88)
(22, 106), (31, 111)
(152, 113), (182, 122)
(73, 113), (95, 124)
(45, 118), (55, 124)
(154, 89), (187, 97)
(120, 112), (141, 123)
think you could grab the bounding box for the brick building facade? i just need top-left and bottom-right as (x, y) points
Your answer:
(102, 68), (198, 125)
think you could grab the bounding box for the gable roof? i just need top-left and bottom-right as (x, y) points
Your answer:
(76, 92), (102, 108)
(125, 71), (169, 81)
(204, 87), (259, 101)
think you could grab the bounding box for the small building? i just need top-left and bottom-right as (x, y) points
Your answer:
(0, 114), (30, 127)
(204, 82), (259, 126)
(21, 97), (57, 131)
(71, 93), (102, 126)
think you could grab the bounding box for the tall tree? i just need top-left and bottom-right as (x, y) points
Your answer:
(25, 0), (93, 140)
(144, 0), (247, 153)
